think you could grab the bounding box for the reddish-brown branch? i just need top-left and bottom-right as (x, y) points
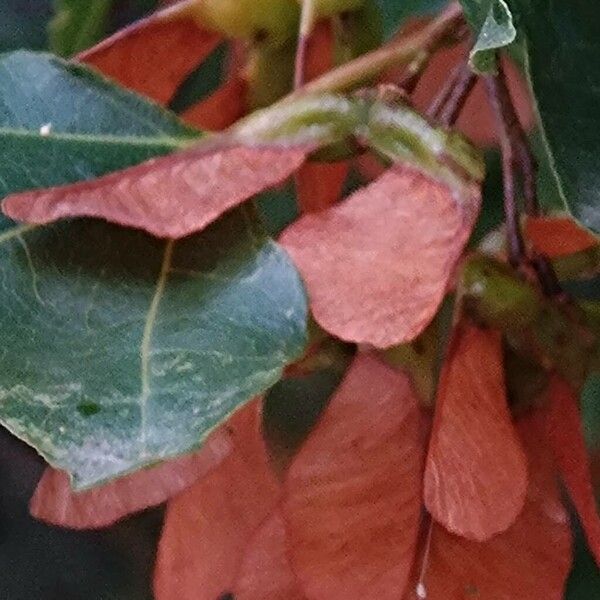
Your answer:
(492, 60), (539, 214)
(427, 60), (477, 126)
(485, 72), (526, 267)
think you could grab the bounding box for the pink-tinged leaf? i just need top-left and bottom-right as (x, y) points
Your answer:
(233, 511), (307, 600)
(3, 142), (308, 239)
(78, 1), (221, 105)
(546, 374), (600, 565)
(526, 216), (598, 258)
(412, 414), (572, 600)
(29, 420), (233, 529)
(294, 21), (348, 215)
(154, 401), (281, 600)
(280, 165), (480, 347)
(283, 353), (424, 600)
(424, 323), (528, 541)
(182, 76), (247, 131)
(29, 403), (256, 528)
(295, 161), (349, 213)
(411, 45), (533, 146)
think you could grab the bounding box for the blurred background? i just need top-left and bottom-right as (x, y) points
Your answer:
(0, 1), (599, 598)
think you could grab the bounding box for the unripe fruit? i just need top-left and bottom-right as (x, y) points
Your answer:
(298, 0), (365, 18)
(245, 40), (296, 109)
(461, 255), (540, 329)
(190, 0), (300, 46)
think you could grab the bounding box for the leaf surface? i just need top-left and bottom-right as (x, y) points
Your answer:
(283, 353), (424, 600)
(460, 0), (516, 73)
(513, 1), (600, 232)
(154, 401), (282, 600)
(28, 406), (257, 529)
(281, 165), (480, 347)
(78, 1), (221, 105)
(0, 210), (307, 488)
(181, 75), (246, 131)
(414, 413), (572, 600)
(0, 51), (199, 199)
(411, 45), (533, 146)
(546, 374), (600, 566)
(50, 0), (114, 57)
(233, 511), (307, 600)
(3, 139), (308, 239)
(424, 323), (528, 540)
(525, 216), (599, 258)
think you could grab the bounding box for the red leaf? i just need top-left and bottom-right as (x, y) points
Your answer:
(295, 161), (349, 213)
(29, 424), (231, 529)
(295, 21), (349, 215)
(411, 45), (533, 146)
(233, 511), (307, 600)
(280, 165), (480, 347)
(283, 353), (424, 600)
(424, 323), (528, 541)
(182, 76), (247, 131)
(78, 2), (221, 105)
(154, 401), (281, 600)
(304, 20), (335, 82)
(412, 414), (572, 600)
(526, 216), (598, 258)
(546, 374), (600, 565)
(3, 142), (308, 239)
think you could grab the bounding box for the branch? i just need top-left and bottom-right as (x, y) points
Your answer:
(485, 72), (526, 267)
(427, 59), (476, 126)
(287, 2), (464, 97)
(294, 0), (317, 89)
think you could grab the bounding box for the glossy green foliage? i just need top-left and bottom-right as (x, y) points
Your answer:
(459, 0), (516, 72)
(0, 211), (308, 488)
(0, 52), (198, 198)
(513, 1), (600, 233)
(50, 0), (114, 56)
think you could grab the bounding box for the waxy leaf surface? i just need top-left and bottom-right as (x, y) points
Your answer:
(28, 406), (258, 529)
(154, 401), (282, 600)
(0, 210), (307, 488)
(4, 140), (308, 239)
(415, 414), (572, 600)
(546, 375), (600, 566)
(513, 1), (600, 232)
(78, 1), (221, 105)
(0, 51), (199, 199)
(460, 0), (516, 73)
(234, 511), (307, 600)
(424, 323), (528, 540)
(283, 353), (423, 600)
(281, 165), (480, 347)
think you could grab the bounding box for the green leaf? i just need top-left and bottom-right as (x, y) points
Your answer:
(459, 0), (516, 73)
(377, 0), (449, 38)
(512, 1), (600, 233)
(168, 41), (228, 114)
(0, 0), (53, 51)
(0, 210), (308, 489)
(49, 0), (114, 57)
(0, 51), (199, 198)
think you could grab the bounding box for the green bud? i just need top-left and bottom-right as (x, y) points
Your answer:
(461, 255), (540, 329)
